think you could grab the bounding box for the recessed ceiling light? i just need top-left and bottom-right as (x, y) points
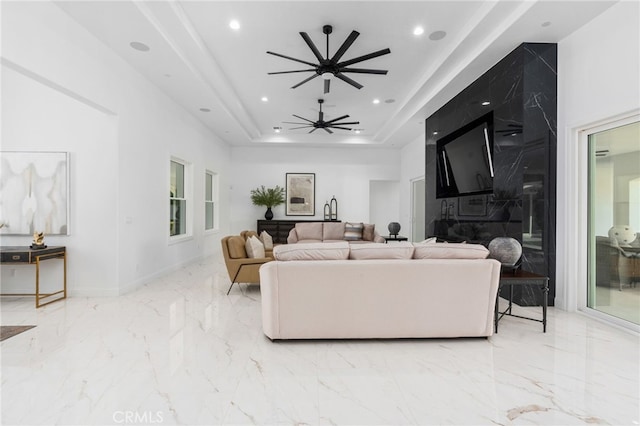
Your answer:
(273, 126), (282, 133)
(413, 26), (424, 36)
(481, 101), (491, 106)
(261, 96), (268, 102)
(373, 99), (380, 104)
(354, 129), (362, 134)
(429, 31), (446, 41)
(200, 108), (211, 112)
(433, 131), (439, 135)
(384, 99), (395, 104)
(129, 41), (150, 52)
(541, 21), (552, 27)
(229, 20), (240, 30)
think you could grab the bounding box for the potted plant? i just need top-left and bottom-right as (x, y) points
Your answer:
(250, 185), (285, 220)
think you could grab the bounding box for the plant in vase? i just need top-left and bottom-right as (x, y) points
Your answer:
(250, 185), (285, 220)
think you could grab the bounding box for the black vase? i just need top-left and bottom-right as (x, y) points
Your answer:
(265, 207), (274, 220)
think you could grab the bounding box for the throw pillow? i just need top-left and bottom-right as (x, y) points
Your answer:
(349, 242), (414, 259)
(273, 242), (350, 261)
(344, 222), (364, 241)
(412, 242), (489, 259)
(362, 223), (376, 241)
(245, 235), (265, 258)
(227, 236), (248, 259)
(260, 231), (274, 249)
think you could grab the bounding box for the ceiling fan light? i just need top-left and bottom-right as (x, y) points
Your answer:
(321, 71), (334, 80)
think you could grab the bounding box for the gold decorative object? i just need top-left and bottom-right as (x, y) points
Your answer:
(31, 232), (46, 249)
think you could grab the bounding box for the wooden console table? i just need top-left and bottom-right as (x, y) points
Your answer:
(0, 246), (67, 308)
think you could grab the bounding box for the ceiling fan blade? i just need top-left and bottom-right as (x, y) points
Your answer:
(340, 67), (388, 75)
(292, 114), (316, 123)
(283, 121), (310, 125)
(324, 79), (330, 94)
(328, 126), (353, 131)
(291, 73), (320, 89)
(267, 51), (318, 68)
(330, 30), (360, 62)
(300, 32), (325, 62)
(331, 121), (360, 126)
(325, 114), (349, 124)
(334, 73), (363, 90)
(309, 128), (318, 133)
(323, 127), (333, 134)
(289, 126), (313, 130)
(337, 48), (391, 68)
(268, 69), (317, 75)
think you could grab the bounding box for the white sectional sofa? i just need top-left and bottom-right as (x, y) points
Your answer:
(286, 221), (385, 244)
(260, 241), (501, 340)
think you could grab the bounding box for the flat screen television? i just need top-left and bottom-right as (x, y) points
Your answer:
(435, 112), (495, 199)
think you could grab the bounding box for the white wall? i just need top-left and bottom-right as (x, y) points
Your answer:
(230, 146), (400, 234)
(557, 0), (640, 310)
(370, 180), (400, 237)
(1, 2), (232, 296)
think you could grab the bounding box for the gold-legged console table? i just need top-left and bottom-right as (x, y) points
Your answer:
(0, 246), (67, 308)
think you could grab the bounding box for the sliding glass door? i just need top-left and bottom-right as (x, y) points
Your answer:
(587, 120), (640, 325)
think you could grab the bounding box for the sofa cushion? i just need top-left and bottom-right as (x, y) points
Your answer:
(227, 236), (248, 259)
(412, 242), (489, 259)
(349, 242), (414, 259)
(344, 222), (364, 241)
(323, 222), (345, 240)
(260, 231), (274, 249)
(295, 222), (323, 241)
(362, 223), (376, 241)
(274, 242), (350, 261)
(245, 235), (265, 258)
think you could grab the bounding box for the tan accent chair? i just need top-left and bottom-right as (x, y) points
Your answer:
(221, 235), (272, 295)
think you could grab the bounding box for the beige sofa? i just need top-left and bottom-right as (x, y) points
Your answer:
(260, 241), (501, 340)
(287, 221), (385, 244)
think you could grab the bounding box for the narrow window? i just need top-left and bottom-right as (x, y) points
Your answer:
(205, 171), (218, 231)
(170, 160), (187, 237)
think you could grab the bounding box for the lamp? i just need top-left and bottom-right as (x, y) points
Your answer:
(330, 196), (338, 221)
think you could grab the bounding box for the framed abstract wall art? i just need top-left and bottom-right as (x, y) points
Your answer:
(285, 173), (315, 216)
(0, 151), (70, 235)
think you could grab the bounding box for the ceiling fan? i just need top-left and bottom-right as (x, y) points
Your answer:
(267, 25), (390, 94)
(284, 99), (360, 134)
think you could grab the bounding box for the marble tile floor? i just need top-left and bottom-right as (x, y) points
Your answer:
(1, 256), (639, 426)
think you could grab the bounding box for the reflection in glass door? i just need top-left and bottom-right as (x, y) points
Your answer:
(588, 120), (640, 325)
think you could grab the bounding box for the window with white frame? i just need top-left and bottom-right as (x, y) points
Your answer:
(170, 159), (189, 237)
(205, 170), (218, 231)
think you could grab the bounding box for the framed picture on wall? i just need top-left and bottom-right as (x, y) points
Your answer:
(0, 151), (70, 235)
(286, 173), (315, 216)
(458, 195), (487, 217)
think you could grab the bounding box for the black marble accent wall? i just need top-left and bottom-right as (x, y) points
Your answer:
(425, 43), (557, 306)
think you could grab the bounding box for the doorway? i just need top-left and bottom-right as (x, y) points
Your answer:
(411, 178), (425, 242)
(587, 120), (640, 325)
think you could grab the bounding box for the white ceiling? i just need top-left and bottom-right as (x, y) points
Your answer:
(54, 0), (618, 149)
